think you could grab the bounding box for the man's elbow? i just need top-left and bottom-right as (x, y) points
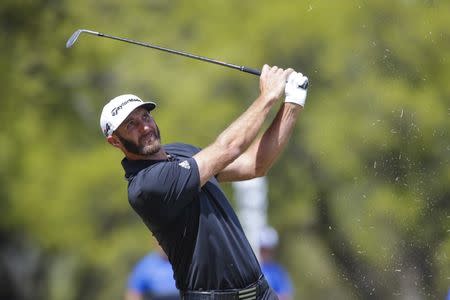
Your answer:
(215, 138), (244, 162)
(254, 163), (269, 177)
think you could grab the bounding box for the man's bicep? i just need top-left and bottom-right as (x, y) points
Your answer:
(193, 145), (220, 186)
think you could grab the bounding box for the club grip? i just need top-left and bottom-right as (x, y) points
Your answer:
(241, 66), (261, 76)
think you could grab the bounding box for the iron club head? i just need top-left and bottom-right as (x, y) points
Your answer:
(66, 29), (99, 48)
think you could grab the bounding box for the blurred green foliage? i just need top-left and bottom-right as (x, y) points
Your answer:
(0, 0), (449, 299)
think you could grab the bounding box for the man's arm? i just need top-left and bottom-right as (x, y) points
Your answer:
(216, 71), (308, 182)
(193, 65), (293, 187)
(216, 102), (302, 182)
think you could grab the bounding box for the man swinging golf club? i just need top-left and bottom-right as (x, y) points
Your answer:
(100, 65), (308, 299)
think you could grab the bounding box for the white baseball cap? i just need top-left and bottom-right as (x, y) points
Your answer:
(259, 226), (279, 249)
(100, 94), (156, 137)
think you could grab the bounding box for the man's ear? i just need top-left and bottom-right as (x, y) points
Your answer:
(107, 135), (121, 148)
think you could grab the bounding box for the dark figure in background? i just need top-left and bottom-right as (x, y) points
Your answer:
(101, 65), (308, 299)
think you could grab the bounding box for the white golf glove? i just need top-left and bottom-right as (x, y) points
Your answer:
(284, 72), (309, 107)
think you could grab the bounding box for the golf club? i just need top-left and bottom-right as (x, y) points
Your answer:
(66, 29), (308, 89)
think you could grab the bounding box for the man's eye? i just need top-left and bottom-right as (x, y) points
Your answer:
(127, 121), (135, 130)
(142, 114), (151, 121)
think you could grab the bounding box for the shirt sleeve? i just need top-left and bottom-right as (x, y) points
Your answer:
(129, 157), (200, 222)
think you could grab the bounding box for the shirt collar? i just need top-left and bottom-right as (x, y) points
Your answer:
(121, 152), (176, 179)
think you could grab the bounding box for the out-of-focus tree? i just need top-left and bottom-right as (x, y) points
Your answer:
(267, 2), (450, 299)
(0, 0), (448, 299)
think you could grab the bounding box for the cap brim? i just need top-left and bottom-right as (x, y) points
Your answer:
(140, 101), (156, 111)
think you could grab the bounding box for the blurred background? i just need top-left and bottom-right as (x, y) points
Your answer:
(1, 0), (449, 299)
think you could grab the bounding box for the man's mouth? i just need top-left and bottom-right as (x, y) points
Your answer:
(140, 132), (156, 144)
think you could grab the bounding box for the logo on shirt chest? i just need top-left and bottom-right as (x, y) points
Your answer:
(178, 160), (191, 170)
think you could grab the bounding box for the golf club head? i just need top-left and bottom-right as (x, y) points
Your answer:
(66, 29), (99, 48)
(66, 30), (83, 48)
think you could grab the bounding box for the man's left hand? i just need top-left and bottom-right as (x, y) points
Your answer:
(284, 72), (308, 107)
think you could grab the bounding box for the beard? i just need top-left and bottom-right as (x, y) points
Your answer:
(117, 125), (162, 156)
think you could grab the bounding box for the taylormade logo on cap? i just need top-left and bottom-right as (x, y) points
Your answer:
(111, 98), (141, 116)
(100, 94), (156, 137)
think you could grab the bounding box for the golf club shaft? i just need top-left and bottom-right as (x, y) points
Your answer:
(83, 30), (261, 76)
(67, 29), (309, 89)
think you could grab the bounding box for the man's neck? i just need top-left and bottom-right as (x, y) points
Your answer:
(125, 149), (167, 161)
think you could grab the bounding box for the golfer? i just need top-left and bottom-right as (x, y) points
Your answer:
(100, 65), (308, 299)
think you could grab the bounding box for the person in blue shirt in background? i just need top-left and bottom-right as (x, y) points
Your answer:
(126, 246), (179, 300)
(259, 226), (294, 300)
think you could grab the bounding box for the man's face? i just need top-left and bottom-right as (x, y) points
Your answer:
(113, 107), (162, 156)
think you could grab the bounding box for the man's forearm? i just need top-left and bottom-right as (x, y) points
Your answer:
(194, 94), (276, 186)
(194, 65), (293, 186)
(242, 102), (302, 176)
(215, 95), (274, 158)
(216, 102), (302, 182)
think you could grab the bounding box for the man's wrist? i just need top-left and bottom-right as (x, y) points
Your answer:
(284, 97), (305, 107)
(283, 101), (304, 114)
(259, 93), (279, 106)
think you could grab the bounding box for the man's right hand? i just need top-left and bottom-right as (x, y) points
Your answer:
(259, 64), (294, 104)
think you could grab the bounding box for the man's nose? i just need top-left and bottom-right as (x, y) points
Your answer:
(139, 122), (151, 133)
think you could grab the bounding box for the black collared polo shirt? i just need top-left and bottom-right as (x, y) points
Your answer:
(122, 143), (262, 291)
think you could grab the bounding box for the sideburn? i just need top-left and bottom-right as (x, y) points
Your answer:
(117, 134), (141, 155)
